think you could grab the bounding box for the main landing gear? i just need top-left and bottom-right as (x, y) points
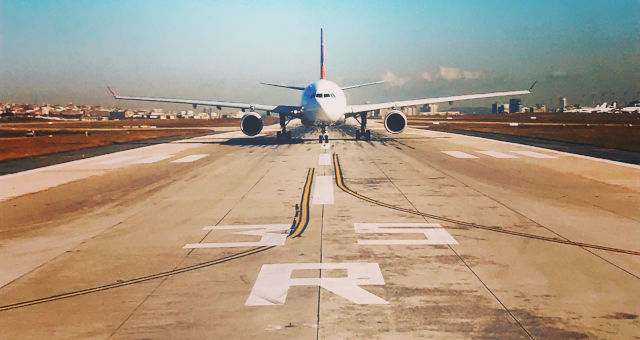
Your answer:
(276, 113), (292, 142)
(355, 112), (371, 141)
(318, 126), (329, 143)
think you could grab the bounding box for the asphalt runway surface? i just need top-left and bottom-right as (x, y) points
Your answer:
(1, 121), (638, 339)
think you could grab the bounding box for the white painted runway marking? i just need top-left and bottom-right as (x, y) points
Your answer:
(318, 154), (332, 166)
(409, 126), (640, 169)
(354, 223), (458, 245)
(171, 154), (209, 163)
(97, 155), (138, 165)
(312, 176), (334, 205)
(183, 224), (290, 248)
(320, 143), (331, 150)
(476, 150), (518, 159)
(246, 263), (388, 306)
(133, 155), (174, 164)
(441, 151), (478, 159)
(511, 150), (557, 159)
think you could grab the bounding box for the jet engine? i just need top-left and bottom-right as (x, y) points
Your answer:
(383, 110), (407, 134)
(240, 112), (263, 136)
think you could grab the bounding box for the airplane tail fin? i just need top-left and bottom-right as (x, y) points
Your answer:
(320, 28), (326, 79)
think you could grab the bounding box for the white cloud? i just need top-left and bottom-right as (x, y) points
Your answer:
(381, 71), (410, 87)
(439, 66), (462, 81)
(421, 71), (432, 81)
(462, 70), (482, 79)
(436, 66), (482, 81)
(551, 70), (567, 78)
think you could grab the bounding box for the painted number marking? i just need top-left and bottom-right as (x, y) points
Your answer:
(183, 224), (290, 248)
(246, 263), (388, 306)
(355, 223), (458, 245)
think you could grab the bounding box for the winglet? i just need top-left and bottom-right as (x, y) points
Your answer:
(107, 86), (117, 97)
(529, 80), (538, 91)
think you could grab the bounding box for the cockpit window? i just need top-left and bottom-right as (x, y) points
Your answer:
(315, 93), (323, 98)
(323, 93), (330, 97)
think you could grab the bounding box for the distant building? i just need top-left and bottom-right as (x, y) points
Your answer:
(533, 104), (547, 113)
(560, 97), (567, 110)
(509, 99), (521, 113)
(491, 102), (513, 114)
(109, 110), (126, 120)
(491, 102), (499, 114)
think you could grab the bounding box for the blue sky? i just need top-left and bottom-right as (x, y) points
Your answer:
(1, 0), (638, 108)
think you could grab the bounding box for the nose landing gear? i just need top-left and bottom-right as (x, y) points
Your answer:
(319, 126), (329, 143)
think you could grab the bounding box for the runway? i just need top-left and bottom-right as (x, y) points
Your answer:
(1, 121), (638, 339)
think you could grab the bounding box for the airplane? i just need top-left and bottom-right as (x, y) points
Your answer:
(564, 102), (612, 113)
(108, 29), (535, 143)
(621, 103), (640, 113)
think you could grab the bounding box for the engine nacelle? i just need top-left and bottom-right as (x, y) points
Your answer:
(383, 110), (407, 134)
(240, 112), (263, 136)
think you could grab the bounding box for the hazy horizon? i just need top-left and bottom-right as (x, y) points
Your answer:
(1, 0), (638, 110)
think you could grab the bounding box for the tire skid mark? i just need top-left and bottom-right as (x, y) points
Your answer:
(332, 153), (639, 256)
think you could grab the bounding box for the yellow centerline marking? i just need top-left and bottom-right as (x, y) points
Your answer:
(332, 153), (640, 256)
(288, 168), (315, 238)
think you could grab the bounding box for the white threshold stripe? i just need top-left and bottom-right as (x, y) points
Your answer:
(171, 154), (209, 163)
(413, 127), (640, 170)
(312, 176), (335, 205)
(318, 154), (332, 166)
(441, 151), (478, 159)
(511, 150), (557, 159)
(133, 155), (174, 164)
(476, 150), (518, 159)
(97, 155), (138, 165)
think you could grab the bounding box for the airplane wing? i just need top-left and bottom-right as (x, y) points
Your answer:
(345, 81), (537, 114)
(107, 87), (300, 114)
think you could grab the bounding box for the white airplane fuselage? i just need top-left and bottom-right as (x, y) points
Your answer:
(299, 79), (347, 126)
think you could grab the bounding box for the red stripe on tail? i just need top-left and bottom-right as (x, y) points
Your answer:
(320, 28), (325, 79)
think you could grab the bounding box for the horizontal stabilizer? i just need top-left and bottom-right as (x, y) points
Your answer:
(341, 80), (385, 90)
(260, 82), (305, 91)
